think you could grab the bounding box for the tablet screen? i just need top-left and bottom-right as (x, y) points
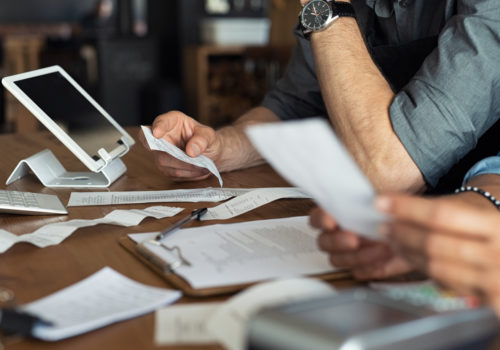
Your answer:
(14, 72), (124, 159)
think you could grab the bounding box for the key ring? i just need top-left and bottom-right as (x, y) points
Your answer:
(0, 287), (15, 307)
(0, 287), (19, 350)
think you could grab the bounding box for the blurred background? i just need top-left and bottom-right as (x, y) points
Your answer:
(0, 0), (300, 134)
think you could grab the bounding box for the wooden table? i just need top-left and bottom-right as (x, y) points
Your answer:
(0, 128), (357, 350)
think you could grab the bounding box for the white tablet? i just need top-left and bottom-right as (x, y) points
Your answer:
(2, 65), (135, 173)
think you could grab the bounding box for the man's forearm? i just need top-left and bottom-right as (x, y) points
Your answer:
(310, 6), (425, 192)
(214, 106), (281, 172)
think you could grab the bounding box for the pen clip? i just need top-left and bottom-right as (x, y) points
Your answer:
(154, 207), (208, 243)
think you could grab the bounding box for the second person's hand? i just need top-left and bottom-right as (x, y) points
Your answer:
(376, 193), (500, 313)
(309, 207), (414, 280)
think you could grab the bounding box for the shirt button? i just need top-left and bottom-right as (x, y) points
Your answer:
(399, 0), (410, 8)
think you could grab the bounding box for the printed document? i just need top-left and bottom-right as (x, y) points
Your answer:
(246, 119), (386, 239)
(0, 206), (183, 254)
(23, 267), (182, 341)
(141, 125), (223, 186)
(129, 216), (336, 289)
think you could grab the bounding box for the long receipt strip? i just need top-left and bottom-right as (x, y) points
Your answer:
(155, 278), (335, 349)
(141, 125), (223, 187)
(67, 187), (309, 207)
(0, 206), (184, 254)
(202, 187), (310, 221)
(68, 188), (249, 207)
(23, 267), (182, 341)
(246, 119), (386, 239)
(129, 216), (336, 289)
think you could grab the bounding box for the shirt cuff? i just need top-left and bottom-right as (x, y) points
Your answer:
(462, 152), (500, 185)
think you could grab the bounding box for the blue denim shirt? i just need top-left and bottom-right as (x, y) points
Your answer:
(463, 153), (500, 185)
(262, 0), (500, 188)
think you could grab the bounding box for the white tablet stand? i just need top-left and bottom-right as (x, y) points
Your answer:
(6, 149), (127, 188)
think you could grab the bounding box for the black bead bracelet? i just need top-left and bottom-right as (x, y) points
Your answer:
(455, 186), (500, 211)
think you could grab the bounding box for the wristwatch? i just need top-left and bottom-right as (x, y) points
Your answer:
(299, 0), (356, 38)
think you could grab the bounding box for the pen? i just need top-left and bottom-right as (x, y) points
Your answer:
(154, 207), (208, 242)
(0, 308), (53, 336)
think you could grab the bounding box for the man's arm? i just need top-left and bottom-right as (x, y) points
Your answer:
(214, 106), (281, 172)
(140, 107), (280, 181)
(309, 1), (425, 193)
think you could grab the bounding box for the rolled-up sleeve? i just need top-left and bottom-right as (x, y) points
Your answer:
(262, 26), (327, 120)
(390, 0), (500, 188)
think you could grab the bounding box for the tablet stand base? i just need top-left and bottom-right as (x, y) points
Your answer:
(6, 149), (126, 188)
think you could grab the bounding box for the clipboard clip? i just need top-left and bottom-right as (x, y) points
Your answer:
(135, 240), (191, 274)
(135, 208), (207, 273)
(150, 240), (192, 267)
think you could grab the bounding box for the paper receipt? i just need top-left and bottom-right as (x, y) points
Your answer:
(141, 126), (223, 187)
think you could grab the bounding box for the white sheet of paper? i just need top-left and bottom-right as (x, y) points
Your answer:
(141, 125), (223, 187)
(202, 187), (310, 220)
(246, 119), (386, 239)
(129, 216), (336, 289)
(67, 187), (307, 207)
(0, 206), (184, 254)
(155, 303), (221, 346)
(23, 267), (182, 341)
(206, 278), (336, 350)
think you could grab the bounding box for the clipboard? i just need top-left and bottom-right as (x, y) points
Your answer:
(119, 235), (352, 297)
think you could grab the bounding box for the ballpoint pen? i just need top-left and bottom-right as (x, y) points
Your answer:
(154, 207), (208, 242)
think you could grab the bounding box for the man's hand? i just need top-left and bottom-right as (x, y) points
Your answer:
(309, 207), (414, 280)
(377, 194), (500, 314)
(139, 111), (222, 182)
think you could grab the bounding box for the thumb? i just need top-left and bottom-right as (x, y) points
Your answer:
(185, 124), (217, 157)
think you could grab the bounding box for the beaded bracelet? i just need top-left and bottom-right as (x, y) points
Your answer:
(455, 186), (500, 211)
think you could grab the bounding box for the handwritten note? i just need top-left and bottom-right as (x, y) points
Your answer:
(0, 206), (184, 254)
(24, 267), (182, 341)
(141, 125), (223, 187)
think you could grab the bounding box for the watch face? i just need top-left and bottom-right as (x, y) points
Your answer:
(301, 0), (332, 31)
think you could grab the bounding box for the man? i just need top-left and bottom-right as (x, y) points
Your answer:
(311, 154), (500, 315)
(142, 0), (500, 193)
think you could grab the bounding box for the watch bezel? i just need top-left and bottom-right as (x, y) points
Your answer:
(300, 0), (334, 33)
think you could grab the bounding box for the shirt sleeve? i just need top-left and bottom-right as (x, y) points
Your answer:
(462, 152), (500, 185)
(261, 25), (327, 120)
(390, 0), (500, 188)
